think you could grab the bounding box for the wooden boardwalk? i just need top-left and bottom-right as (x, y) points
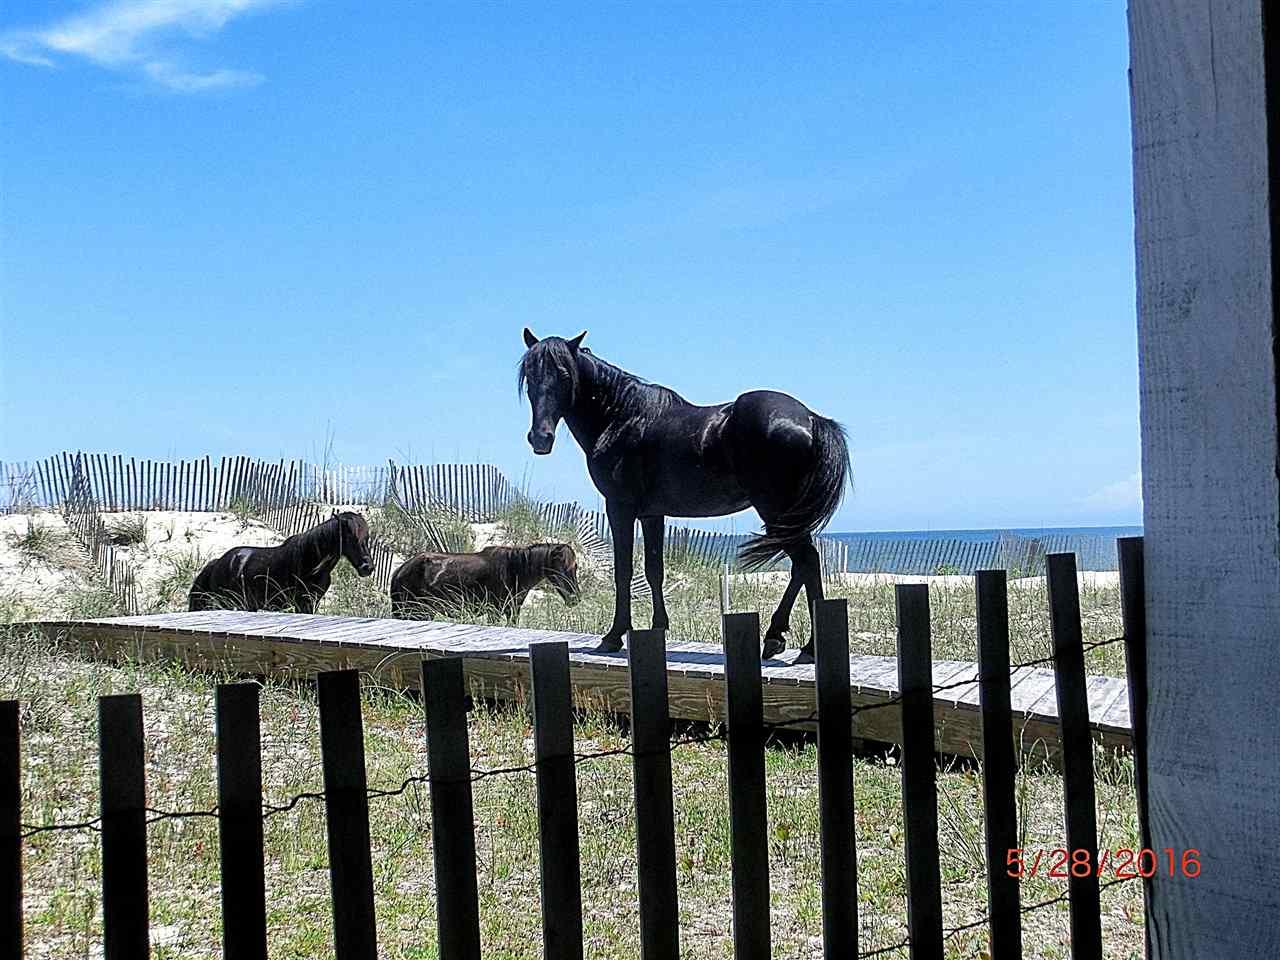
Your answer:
(27, 611), (1132, 761)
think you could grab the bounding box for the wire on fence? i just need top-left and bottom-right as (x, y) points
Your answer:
(12, 626), (1139, 958)
(19, 633), (1127, 840)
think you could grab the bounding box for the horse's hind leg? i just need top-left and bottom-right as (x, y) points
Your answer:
(640, 516), (669, 631)
(761, 537), (824, 662)
(791, 537), (824, 664)
(763, 575), (802, 659)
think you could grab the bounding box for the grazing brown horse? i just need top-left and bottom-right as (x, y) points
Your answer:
(189, 511), (374, 613)
(389, 543), (580, 623)
(519, 329), (850, 662)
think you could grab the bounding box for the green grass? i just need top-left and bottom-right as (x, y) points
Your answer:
(9, 517), (80, 569)
(372, 500), (476, 555)
(491, 494), (575, 548)
(227, 496), (255, 531)
(148, 548), (209, 612)
(4, 623), (1144, 959)
(4, 508), (1142, 957)
(106, 513), (149, 547)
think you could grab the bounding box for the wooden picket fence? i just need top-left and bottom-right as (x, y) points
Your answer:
(59, 459), (140, 615)
(385, 461), (519, 521)
(5, 451), (1126, 576)
(837, 532), (1120, 577)
(2, 543), (1151, 959)
(3, 452), (313, 514)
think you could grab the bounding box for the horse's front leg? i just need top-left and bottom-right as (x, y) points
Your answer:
(598, 501), (637, 653)
(640, 516), (668, 631)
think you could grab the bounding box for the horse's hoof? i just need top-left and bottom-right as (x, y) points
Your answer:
(793, 646), (815, 665)
(761, 636), (786, 660)
(595, 636), (625, 654)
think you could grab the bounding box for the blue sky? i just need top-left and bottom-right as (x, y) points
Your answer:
(0, 1), (1139, 532)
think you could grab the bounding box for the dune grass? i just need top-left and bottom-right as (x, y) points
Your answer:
(9, 517), (81, 570)
(371, 500), (476, 556)
(106, 513), (149, 547)
(4, 507), (1143, 957)
(5, 622), (1144, 960)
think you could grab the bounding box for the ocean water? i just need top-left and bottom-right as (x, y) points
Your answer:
(827, 525), (1143, 543)
(823, 525), (1143, 574)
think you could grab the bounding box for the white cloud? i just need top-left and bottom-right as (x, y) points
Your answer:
(1083, 470), (1143, 512)
(2, 0), (283, 92)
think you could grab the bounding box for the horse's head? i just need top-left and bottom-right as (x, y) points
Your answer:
(335, 511), (375, 578)
(518, 328), (586, 454)
(540, 542), (581, 606)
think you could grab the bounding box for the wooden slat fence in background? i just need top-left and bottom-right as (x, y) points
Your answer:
(2, 452), (1131, 577)
(60, 455), (140, 615)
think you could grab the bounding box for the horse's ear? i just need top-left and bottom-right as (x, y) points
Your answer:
(567, 331), (586, 352)
(523, 327), (539, 348)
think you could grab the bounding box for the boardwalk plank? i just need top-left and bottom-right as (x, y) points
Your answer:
(24, 611), (1131, 762)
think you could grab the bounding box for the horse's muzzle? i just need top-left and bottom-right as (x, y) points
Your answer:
(528, 430), (554, 455)
(357, 562), (374, 578)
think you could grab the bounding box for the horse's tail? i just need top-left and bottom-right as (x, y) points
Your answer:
(739, 415), (851, 570)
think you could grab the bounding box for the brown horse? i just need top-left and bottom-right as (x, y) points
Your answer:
(189, 511), (374, 613)
(390, 543), (580, 623)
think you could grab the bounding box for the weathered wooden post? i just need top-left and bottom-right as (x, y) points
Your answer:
(1129, 2), (1280, 953)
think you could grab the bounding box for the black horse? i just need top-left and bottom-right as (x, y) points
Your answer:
(188, 511), (375, 613)
(518, 329), (850, 661)
(389, 543), (580, 623)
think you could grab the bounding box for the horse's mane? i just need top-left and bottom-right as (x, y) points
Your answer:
(518, 339), (687, 457)
(280, 512), (365, 555)
(583, 349), (686, 456)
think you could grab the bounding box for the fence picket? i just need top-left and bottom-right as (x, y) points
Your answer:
(1047, 553), (1102, 960)
(530, 642), (584, 960)
(422, 657), (482, 960)
(976, 570), (1022, 957)
(896, 584), (943, 958)
(317, 670), (378, 960)
(90, 453), (105, 511)
(99, 694), (150, 960)
(52, 453), (68, 510)
(110, 454), (121, 511)
(628, 629), (680, 960)
(723, 612), (771, 960)
(1, 700), (20, 959)
(216, 684), (268, 960)
(814, 598), (857, 958)
(33, 460), (49, 510)
(91, 453), (105, 509)
(1118, 537), (1151, 959)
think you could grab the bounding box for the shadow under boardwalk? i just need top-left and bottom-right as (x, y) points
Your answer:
(26, 611), (1131, 763)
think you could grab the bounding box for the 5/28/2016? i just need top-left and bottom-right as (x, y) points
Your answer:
(1007, 847), (1200, 879)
